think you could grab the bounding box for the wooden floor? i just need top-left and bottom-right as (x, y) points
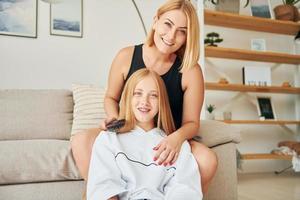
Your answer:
(238, 171), (300, 200)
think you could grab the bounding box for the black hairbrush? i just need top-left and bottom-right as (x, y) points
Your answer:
(106, 119), (126, 132)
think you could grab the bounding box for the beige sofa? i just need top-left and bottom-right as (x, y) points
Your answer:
(0, 90), (241, 200)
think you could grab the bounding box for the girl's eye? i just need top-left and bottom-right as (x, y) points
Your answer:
(133, 91), (142, 96)
(149, 93), (158, 98)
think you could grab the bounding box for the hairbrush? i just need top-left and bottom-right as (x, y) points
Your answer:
(106, 119), (126, 132)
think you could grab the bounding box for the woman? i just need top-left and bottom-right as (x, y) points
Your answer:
(87, 69), (202, 200)
(72, 0), (217, 194)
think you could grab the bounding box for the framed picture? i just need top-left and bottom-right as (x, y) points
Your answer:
(250, 0), (273, 19)
(251, 39), (266, 51)
(50, 0), (83, 37)
(256, 96), (276, 120)
(0, 0), (37, 38)
(242, 66), (271, 86)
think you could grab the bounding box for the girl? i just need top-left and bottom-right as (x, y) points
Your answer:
(87, 69), (202, 200)
(72, 0), (217, 194)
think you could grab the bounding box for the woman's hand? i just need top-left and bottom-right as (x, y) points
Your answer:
(99, 117), (117, 130)
(153, 133), (185, 166)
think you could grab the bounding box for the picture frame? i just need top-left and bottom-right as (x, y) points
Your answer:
(0, 0), (37, 38)
(50, 0), (83, 37)
(256, 96), (276, 120)
(242, 66), (271, 86)
(250, 0), (273, 19)
(251, 39), (266, 51)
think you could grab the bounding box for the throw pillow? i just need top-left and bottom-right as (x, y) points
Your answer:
(71, 84), (106, 136)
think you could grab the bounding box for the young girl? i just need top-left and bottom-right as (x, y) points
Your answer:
(87, 69), (202, 200)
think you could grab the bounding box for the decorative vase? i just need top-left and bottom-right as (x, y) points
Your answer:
(206, 112), (215, 120)
(274, 5), (299, 22)
(215, 0), (240, 14)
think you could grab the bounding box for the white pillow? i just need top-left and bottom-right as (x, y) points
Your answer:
(71, 84), (106, 136)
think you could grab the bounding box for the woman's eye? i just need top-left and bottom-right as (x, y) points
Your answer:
(180, 30), (186, 35)
(178, 30), (186, 36)
(164, 22), (172, 28)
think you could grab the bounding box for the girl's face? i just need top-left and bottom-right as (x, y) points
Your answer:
(132, 76), (159, 131)
(153, 9), (187, 55)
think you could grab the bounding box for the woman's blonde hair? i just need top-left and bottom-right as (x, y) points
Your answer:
(146, 0), (200, 72)
(118, 69), (175, 135)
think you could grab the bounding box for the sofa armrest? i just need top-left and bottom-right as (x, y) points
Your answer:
(197, 120), (241, 148)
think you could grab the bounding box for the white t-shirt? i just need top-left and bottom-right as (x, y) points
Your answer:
(87, 126), (202, 200)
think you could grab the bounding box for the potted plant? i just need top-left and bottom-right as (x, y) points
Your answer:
(205, 0), (250, 13)
(274, 0), (300, 22)
(206, 104), (216, 120)
(204, 32), (223, 47)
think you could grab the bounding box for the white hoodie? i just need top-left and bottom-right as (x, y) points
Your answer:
(87, 126), (202, 200)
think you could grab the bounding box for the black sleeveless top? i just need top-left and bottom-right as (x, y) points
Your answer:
(125, 44), (184, 130)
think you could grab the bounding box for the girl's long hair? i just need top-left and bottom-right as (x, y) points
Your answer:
(146, 0), (200, 72)
(118, 69), (175, 135)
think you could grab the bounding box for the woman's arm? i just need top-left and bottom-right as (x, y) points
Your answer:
(154, 65), (204, 165)
(176, 64), (204, 139)
(102, 47), (134, 126)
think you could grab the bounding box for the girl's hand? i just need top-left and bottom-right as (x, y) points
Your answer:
(153, 133), (184, 166)
(99, 117), (117, 130)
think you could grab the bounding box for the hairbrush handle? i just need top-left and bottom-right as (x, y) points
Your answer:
(106, 119), (125, 132)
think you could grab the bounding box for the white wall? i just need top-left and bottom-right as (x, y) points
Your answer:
(0, 0), (164, 89)
(204, 0), (299, 173)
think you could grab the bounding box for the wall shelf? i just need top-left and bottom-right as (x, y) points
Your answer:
(204, 9), (300, 35)
(205, 46), (300, 64)
(241, 153), (292, 160)
(220, 120), (300, 125)
(205, 82), (300, 94)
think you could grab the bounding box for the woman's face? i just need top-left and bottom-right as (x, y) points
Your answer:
(132, 76), (159, 131)
(153, 9), (187, 55)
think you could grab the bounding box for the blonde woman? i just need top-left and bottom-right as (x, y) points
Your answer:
(72, 0), (217, 194)
(87, 69), (202, 200)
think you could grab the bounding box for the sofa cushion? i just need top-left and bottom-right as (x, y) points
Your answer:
(0, 140), (82, 185)
(0, 90), (73, 140)
(71, 84), (106, 136)
(199, 120), (241, 148)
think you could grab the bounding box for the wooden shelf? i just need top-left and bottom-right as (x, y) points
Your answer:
(241, 153), (292, 160)
(205, 46), (300, 64)
(205, 82), (300, 94)
(204, 9), (300, 35)
(220, 120), (300, 125)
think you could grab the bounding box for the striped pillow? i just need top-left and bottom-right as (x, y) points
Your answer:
(71, 84), (106, 136)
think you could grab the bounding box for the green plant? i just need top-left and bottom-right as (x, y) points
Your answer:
(206, 104), (216, 113)
(204, 32), (223, 47)
(205, 0), (250, 8)
(282, 0), (300, 5)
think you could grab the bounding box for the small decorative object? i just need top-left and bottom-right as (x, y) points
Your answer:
(206, 104), (216, 120)
(242, 66), (271, 86)
(204, 32), (223, 47)
(251, 39), (266, 51)
(50, 0), (83, 37)
(256, 96), (276, 120)
(274, 0), (300, 22)
(259, 115), (266, 120)
(0, 0), (37, 38)
(205, 0), (250, 13)
(223, 111), (232, 120)
(218, 77), (229, 84)
(250, 0), (273, 19)
(282, 82), (292, 87)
